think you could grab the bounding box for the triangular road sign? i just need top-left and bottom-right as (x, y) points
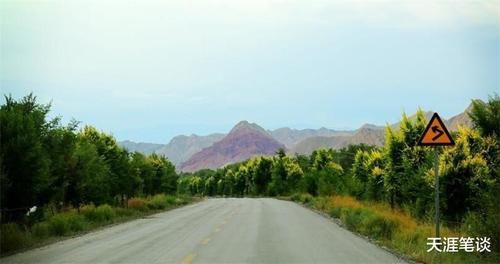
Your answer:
(418, 113), (455, 146)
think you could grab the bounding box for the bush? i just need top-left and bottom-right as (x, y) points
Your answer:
(328, 207), (342, 218)
(360, 213), (398, 240)
(31, 222), (50, 239)
(115, 208), (137, 217)
(0, 223), (31, 253)
(48, 214), (70, 236)
(147, 194), (169, 210)
(291, 193), (314, 204)
(290, 193), (301, 201)
(94, 204), (115, 223)
(128, 197), (147, 211)
(343, 208), (364, 230)
(66, 213), (87, 232)
(80, 204), (97, 221)
(80, 204), (115, 223)
(164, 195), (177, 205)
(175, 198), (185, 205)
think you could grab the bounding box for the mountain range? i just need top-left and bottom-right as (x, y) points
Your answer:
(119, 104), (475, 172)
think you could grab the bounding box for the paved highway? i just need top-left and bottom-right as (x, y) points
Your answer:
(3, 198), (406, 263)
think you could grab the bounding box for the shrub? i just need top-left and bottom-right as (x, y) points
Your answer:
(66, 213), (86, 232)
(81, 204), (115, 223)
(175, 198), (185, 205)
(80, 204), (97, 221)
(328, 207), (342, 218)
(164, 195), (177, 205)
(290, 193), (301, 202)
(360, 213), (398, 240)
(291, 193), (314, 204)
(115, 208), (137, 217)
(147, 194), (169, 209)
(128, 197), (147, 211)
(31, 222), (50, 239)
(0, 223), (31, 253)
(94, 204), (115, 223)
(343, 208), (364, 231)
(48, 214), (70, 236)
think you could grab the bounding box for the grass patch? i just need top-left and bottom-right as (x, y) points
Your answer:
(0, 224), (32, 253)
(0, 195), (196, 256)
(292, 194), (498, 264)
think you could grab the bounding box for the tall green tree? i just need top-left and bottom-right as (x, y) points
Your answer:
(0, 94), (51, 220)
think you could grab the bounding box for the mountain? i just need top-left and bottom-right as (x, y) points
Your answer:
(391, 111), (434, 130)
(179, 121), (285, 172)
(446, 101), (477, 131)
(268, 127), (352, 148)
(291, 126), (384, 154)
(291, 106), (474, 155)
(121, 103), (476, 170)
(156, 133), (225, 166)
(118, 140), (164, 155)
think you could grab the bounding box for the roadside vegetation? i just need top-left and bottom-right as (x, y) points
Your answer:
(290, 194), (493, 263)
(178, 94), (499, 263)
(0, 94), (191, 255)
(1, 93), (498, 262)
(1, 194), (193, 254)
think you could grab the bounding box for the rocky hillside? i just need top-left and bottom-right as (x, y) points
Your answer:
(179, 121), (285, 172)
(291, 126), (384, 154)
(118, 140), (164, 155)
(121, 103), (476, 170)
(156, 133), (225, 166)
(269, 127), (352, 148)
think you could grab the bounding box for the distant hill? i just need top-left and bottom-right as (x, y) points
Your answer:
(179, 121), (285, 172)
(291, 105), (474, 155)
(268, 127), (352, 148)
(121, 102), (476, 170)
(156, 133), (225, 166)
(291, 126), (384, 154)
(118, 140), (164, 155)
(446, 101), (477, 131)
(390, 111), (434, 130)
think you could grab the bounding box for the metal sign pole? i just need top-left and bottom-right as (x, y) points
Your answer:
(434, 147), (440, 238)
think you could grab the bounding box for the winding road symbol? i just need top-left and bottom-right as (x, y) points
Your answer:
(431, 126), (444, 141)
(418, 113), (454, 146)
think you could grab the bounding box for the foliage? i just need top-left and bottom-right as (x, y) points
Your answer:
(127, 198), (147, 211)
(1, 93), (498, 261)
(468, 94), (500, 137)
(293, 195), (494, 264)
(0, 195), (193, 254)
(1, 94), (179, 222)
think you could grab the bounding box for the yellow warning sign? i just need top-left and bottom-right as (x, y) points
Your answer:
(418, 113), (455, 146)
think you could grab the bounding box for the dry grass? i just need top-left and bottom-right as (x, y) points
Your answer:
(304, 195), (489, 264)
(127, 197), (147, 210)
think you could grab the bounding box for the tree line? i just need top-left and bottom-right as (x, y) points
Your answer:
(1, 93), (498, 245)
(1, 94), (178, 221)
(179, 95), (499, 245)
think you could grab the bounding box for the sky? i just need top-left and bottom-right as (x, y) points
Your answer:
(1, 0), (499, 143)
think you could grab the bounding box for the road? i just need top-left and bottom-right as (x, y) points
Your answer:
(3, 198), (406, 264)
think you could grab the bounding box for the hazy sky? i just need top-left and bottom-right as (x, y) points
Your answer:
(1, 1), (499, 143)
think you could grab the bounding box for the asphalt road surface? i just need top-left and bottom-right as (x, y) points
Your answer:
(3, 198), (406, 264)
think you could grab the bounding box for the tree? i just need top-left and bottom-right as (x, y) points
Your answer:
(0, 94), (51, 220)
(69, 138), (110, 206)
(250, 157), (272, 195)
(79, 126), (132, 205)
(468, 95), (500, 138)
(318, 162), (343, 196)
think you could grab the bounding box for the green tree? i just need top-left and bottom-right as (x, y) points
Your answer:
(468, 95), (500, 138)
(317, 162), (343, 196)
(0, 94), (51, 220)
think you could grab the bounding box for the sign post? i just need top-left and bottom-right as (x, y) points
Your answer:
(434, 147), (439, 237)
(418, 113), (454, 238)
